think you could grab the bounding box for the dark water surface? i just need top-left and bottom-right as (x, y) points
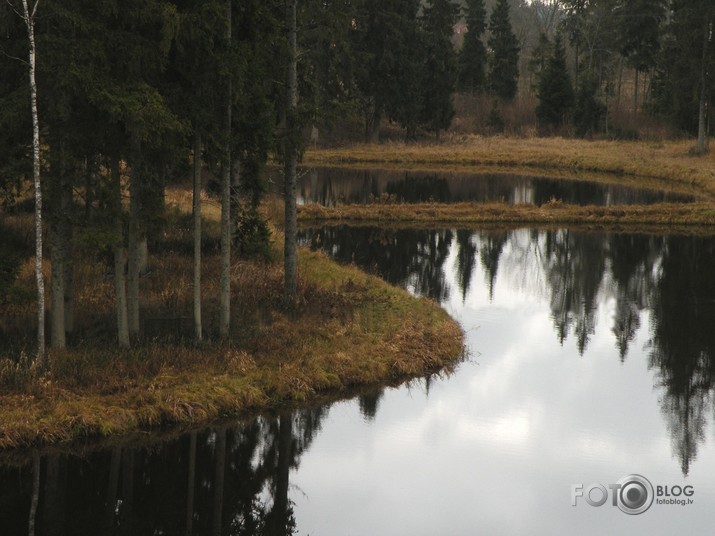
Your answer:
(267, 166), (697, 206)
(3, 226), (715, 535)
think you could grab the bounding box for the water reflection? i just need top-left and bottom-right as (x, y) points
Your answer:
(5, 227), (715, 534)
(269, 167), (697, 206)
(302, 226), (715, 476)
(0, 408), (328, 536)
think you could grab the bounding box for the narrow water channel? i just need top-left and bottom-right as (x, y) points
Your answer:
(2, 226), (715, 535)
(267, 167), (698, 206)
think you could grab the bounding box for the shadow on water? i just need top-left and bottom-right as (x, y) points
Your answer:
(301, 225), (715, 477)
(0, 407), (331, 536)
(268, 167), (699, 207)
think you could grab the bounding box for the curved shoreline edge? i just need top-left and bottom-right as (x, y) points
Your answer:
(0, 248), (464, 457)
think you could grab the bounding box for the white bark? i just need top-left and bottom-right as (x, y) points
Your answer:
(21, 0), (44, 363)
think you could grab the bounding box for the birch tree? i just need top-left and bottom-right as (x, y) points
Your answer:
(14, 0), (45, 363)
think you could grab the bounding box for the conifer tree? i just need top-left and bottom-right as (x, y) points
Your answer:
(458, 0), (487, 93)
(536, 32), (574, 128)
(487, 0), (520, 101)
(420, 0), (459, 140)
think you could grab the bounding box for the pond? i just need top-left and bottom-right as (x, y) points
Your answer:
(267, 166), (698, 206)
(3, 226), (715, 535)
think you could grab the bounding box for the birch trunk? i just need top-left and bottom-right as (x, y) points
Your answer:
(219, 0), (232, 339)
(283, 0), (298, 305)
(193, 131), (202, 341)
(22, 0), (44, 364)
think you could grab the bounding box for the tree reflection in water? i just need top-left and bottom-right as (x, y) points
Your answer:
(301, 225), (715, 476)
(288, 167), (696, 207)
(0, 407), (328, 535)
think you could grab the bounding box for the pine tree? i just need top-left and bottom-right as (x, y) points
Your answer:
(420, 0), (459, 140)
(458, 0), (487, 93)
(536, 32), (574, 128)
(487, 0), (520, 101)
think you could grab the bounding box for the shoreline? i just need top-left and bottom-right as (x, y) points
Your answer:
(0, 248), (464, 454)
(299, 137), (715, 227)
(303, 137), (715, 198)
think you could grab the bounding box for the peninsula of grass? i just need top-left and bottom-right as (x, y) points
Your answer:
(0, 210), (463, 452)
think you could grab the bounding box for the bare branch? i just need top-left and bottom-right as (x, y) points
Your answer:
(0, 47), (30, 65)
(5, 0), (24, 19)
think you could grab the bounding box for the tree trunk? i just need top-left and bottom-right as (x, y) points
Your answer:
(193, 131), (202, 341)
(219, 0), (232, 339)
(230, 158), (241, 246)
(49, 211), (66, 349)
(633, 69), (639, 113)
(284, 0), (298, 305)
(368, 104), (381, 143)
(127, 143), (142, 340)
(697, 19), (711, 154)
(22, 0), (44, 364)
(62, 185), (74, 340)
(49, 140), (68, 349)
(111, 159), (130, 348)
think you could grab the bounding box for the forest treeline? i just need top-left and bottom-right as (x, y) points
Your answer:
(0, 0), (713, 361)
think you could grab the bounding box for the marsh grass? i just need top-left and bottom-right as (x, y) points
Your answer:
(304, 137), (715, 198)
(298, 201), (715, 230)
(0, 201), (463, 450)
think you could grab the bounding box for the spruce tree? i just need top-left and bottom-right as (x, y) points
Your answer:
(420, 0), (459, 140)
(574, 73), (606, 137)
(535, 32), (574, 128)
(352, 0), (422, 141)
(487, 0), (520, 101)
(458, 0), (487, 93)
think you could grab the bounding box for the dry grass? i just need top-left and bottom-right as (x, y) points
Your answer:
(0, 201), (464, 451)
(298, 201), (715, 230)
(304, 137), (715, 198)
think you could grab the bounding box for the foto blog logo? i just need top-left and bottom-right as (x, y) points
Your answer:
(571, 474), (694, 515)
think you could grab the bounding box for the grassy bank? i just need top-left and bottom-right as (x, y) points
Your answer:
(304, 137), (715, 197)
(0, 214), (463, 452)
(298, 201), (715, 230)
